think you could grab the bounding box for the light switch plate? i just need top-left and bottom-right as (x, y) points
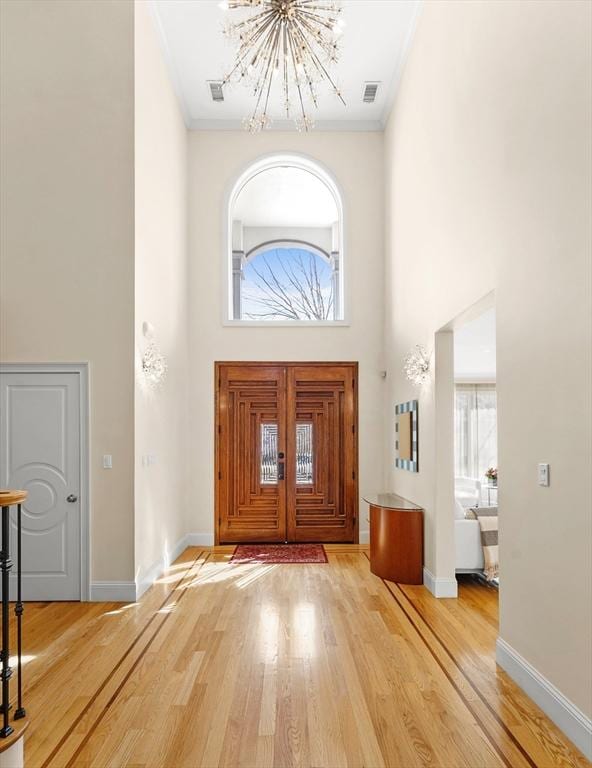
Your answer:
(103, 454), (113, 470)
(538, 463), (549, 487)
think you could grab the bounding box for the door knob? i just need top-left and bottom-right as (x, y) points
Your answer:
(66, 494), (78, 503)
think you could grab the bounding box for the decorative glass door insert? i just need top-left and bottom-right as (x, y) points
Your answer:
(260, 423), (278, 485)
(296, 423), (313, 484)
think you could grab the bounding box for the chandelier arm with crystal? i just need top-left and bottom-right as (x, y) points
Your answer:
(282, 22), (290, 117)
(249, 52), (271, 119)
(223, 12), (276, 84)
(260, 22), (283, 88)
(302, 62), (318, 109)
(293, 13), (343, 76)
(231, 7), (272, 35)
(286, 24), (308, 125)
(291, 22), (318, 107)
(241, 15), (276, 72)
(259, 24), (280, 117)
(236, 14), (279, 74)
(290, 17), (344, 104)
(220, 0), (346, 132)
(250, 19), (283, 97)
(297, 9), (337, 37)
(291, 17), (339, 78)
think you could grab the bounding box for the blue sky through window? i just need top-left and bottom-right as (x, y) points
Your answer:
(242, 247), (333, 321)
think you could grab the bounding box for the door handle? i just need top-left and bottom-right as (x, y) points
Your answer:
(66, 494), (78, 503)
(277, 463), (285, 481)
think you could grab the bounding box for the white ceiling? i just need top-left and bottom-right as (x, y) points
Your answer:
(234, 167), (338, 227)
(150, 0), (422, 131)
(454, 309), (497, 381)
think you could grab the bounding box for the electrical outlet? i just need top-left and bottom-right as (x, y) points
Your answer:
(538, 463), (550, 487)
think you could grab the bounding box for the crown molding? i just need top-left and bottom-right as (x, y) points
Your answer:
(187, 118), (383, 132)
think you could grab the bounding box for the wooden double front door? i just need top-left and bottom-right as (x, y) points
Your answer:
(216, 362), (358, 544)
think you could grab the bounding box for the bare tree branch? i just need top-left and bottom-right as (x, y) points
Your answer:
(243, 249), (333, 321)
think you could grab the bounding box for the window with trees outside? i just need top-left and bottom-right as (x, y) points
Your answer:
(454, 384), (498, 480)
(228, 157), (344, 322)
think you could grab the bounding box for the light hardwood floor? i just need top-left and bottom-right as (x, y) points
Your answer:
(10, 546), (589, 768)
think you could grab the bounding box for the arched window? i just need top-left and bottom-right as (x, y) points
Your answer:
(227, 155), (344, 323)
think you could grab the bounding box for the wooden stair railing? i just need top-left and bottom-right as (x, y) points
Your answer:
(0, 490), (27, 741)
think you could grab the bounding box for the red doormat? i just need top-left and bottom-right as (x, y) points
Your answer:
(230, 543), (328, 564)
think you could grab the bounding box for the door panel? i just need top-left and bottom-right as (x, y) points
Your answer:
(217, 363), (357, 545)
(218, 365), (286, 543)
(0, 372), (81, 600)
(287, 366), (356, 543)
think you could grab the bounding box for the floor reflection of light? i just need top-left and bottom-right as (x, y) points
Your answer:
(235, 564), (276, 589)
(294, 602), (316, 658)
(185, 562), (240, 587)
(157, 602), (177, 614)
(259, 604), (279, 663)
(102, 602), (139, 616)
(9, 654), (35, 666)
(156, 572), (190, 585)
(185, 562), (276, 589)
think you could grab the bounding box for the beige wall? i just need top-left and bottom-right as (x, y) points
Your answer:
(188, 131), (385, 542)
(384, 0), (591, 716)
(0, 0), (136, 582)
(134, 1), (189, 588)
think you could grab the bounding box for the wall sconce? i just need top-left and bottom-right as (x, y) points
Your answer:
(403, 345), (430, 387)
(141, 321), (168, 390)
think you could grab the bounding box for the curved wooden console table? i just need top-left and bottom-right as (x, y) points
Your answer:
(364, 494), (423, 584)
(0, 721), (28, 767)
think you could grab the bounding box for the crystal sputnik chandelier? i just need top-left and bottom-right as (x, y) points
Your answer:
(219, 0), (346, 132)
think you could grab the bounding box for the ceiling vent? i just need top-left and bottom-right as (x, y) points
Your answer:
(362, 82), (380, 104)
(208, 81), (225, 103)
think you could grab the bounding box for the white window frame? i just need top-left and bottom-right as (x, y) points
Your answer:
(222, 152), (348, 326)
(454, 382), (497, 481)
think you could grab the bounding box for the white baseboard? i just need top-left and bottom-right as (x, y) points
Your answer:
(496, 637), (592, 760)
(423, 567), (458, 598)
(359, 529), (369, 544)
(90, 581), (137, 602)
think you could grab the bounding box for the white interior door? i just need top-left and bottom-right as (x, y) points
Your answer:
(0, 371), (81, 600)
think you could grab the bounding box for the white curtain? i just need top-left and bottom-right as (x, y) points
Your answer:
(455, 384), (497, 481)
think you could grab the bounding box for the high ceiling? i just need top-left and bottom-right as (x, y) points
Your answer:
(150, 0), (421, 131)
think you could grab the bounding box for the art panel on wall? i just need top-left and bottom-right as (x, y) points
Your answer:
(395, 400), (418, 472)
